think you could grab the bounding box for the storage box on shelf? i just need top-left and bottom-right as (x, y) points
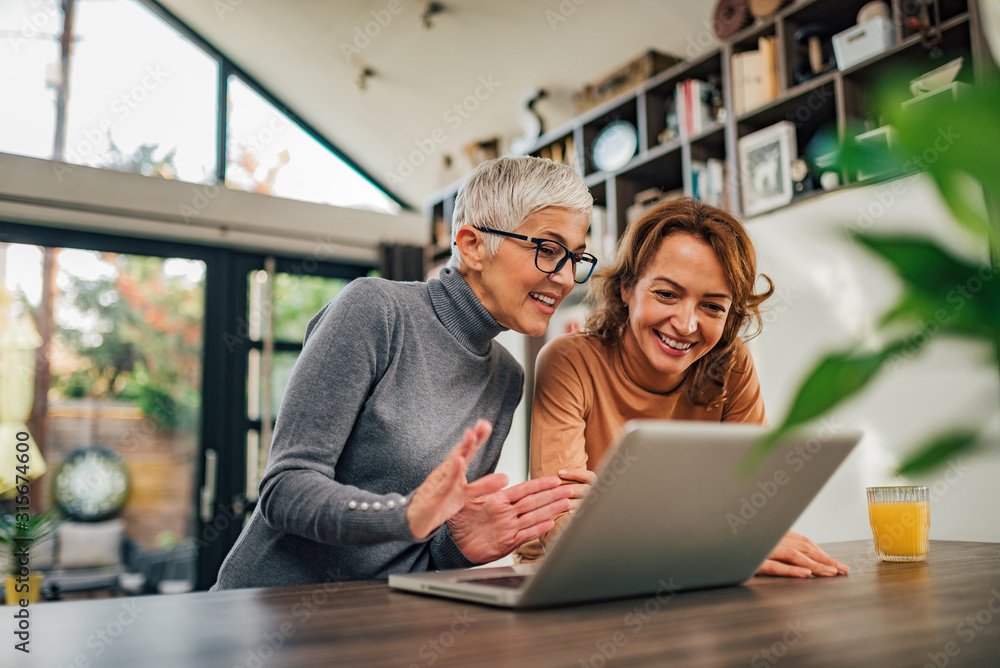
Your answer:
(424, 0), (983, 255)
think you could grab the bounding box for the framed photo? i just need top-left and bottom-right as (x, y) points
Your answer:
(738, 121), (796, 216)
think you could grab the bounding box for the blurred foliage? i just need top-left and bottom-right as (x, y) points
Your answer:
(57, 254), (204, 430)
(749, 69), (1000, 476)
(255, 272), (348, 343)
(0, 508), (63, 575)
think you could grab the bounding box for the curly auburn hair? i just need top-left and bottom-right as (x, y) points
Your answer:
(584, 198), (774, 405)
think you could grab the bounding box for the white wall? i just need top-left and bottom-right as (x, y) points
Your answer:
(746, 173), (1000, 544)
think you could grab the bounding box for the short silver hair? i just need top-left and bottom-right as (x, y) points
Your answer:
(447, 156), (593, 269)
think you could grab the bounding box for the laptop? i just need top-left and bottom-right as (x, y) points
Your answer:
(389, 420), (861, 608)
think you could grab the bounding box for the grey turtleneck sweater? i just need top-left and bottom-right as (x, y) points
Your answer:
(212, 268), (524, 589)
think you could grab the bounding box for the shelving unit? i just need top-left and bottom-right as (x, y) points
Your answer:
(425, 0), (988, 264)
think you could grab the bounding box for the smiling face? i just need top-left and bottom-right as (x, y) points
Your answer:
(621, 232), (733, 389)
(463, 206), (590, 337)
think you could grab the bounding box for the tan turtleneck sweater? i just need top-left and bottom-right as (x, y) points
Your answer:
(516, 331), (766, 562)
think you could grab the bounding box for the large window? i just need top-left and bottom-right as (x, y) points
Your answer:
(65, 0), (218, 182)
(1, 240), (204, 596)
(226, 76), (399, 214)
(0, 0), (60, 160)
(0, 0), (402, 211)
(243, 268), (358, 498)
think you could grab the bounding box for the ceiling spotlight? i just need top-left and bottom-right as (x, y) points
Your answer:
(355, 66), (375, 91)
(420, 2), (445, 29)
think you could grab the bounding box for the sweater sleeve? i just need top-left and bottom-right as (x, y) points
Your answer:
(256, 280), (421, 547)
(721, 340), (768, 425)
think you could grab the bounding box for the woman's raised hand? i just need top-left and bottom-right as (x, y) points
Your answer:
(406, 420), (508, 540)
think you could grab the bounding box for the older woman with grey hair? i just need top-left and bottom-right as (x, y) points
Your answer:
(213, 156), (596, 589)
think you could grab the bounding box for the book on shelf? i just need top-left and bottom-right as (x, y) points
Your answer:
(691, 158), (727, 209)
(732, 36), (779, 116)
(675, 79), (717, 139)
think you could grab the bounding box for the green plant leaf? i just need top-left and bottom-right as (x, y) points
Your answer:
(897, 430), (979, 477)
(855, 234), (1000, 337)
(883, 78), (1000, 201)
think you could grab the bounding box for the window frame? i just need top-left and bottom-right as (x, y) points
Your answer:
(0, 218), (374, 590)
(108, 0), (412, 211)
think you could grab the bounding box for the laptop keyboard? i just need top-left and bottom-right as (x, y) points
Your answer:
(458, 575), (529, 589)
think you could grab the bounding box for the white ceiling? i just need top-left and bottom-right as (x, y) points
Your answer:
(157, 0), (717, 211)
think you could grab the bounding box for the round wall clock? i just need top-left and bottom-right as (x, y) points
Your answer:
(53, 446), (130, 521)
(592, 120), (638, 173)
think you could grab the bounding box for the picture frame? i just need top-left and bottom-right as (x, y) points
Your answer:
(738, 121), (796, 216)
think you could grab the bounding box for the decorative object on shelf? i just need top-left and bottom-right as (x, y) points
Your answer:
(53, 446), (130, 522)
(354, 65), (376, 91)
(738, 120), (796, 216)
(732, 36), (779, 115)
(794, 24), (835, 83)
(790, 158), (815, 194)
(805, 124), (841, 191)
(463, 137), (499, 169)
(907, 57), (964, 96)
(819, 170), (841, 190)
(660, 94), (680, 144)
(510, 88), (549, 156)
(857, 1), (890, 24)
(833, 16), (896, 71)
(749, 0), (788, 20)
(591, 120), (638, 173)
(712, 0), (751, 39)
(625, 187), (684, 225)
(905, 0), (943, 49)
(902, 81), (970, 112)
(572, 50), (682, 114)
(854, 126), (897, 180)
(419, 1), (446, 30)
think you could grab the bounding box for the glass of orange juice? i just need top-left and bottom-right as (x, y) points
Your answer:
(866, 486), (930, 562)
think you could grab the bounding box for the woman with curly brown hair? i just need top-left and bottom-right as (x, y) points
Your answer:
(516, 198), (848, 578)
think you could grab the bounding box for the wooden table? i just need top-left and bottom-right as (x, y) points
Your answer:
(23, 541), (1000, 667)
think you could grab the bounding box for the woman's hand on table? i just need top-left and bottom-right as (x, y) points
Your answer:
(447, 476), (574, 564)
(406, 420), (508, 540)
(758, 531), (850, 578)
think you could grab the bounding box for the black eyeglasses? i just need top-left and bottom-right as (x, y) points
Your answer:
(474, 227), (598, 284)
